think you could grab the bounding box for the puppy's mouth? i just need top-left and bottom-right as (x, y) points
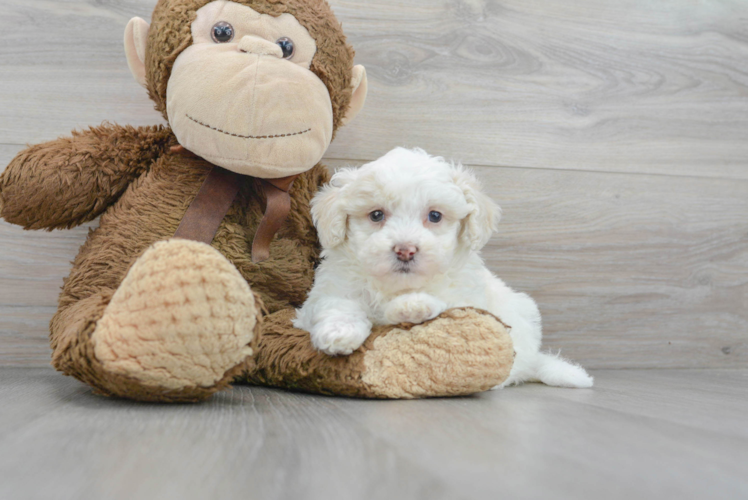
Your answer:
(394, 261), (414, 274)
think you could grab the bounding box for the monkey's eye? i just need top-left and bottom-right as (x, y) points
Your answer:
(428, 211), (443, 223)
(211, 22), (235, 43)
(369, 210), (385, 223)
(276, 37), (295, 59)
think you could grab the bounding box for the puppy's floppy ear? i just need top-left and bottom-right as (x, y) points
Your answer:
(452, 166), (501, 251)
(311, 168), (358, 249)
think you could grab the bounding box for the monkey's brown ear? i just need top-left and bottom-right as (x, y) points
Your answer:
(125, 17), (150, 87)
(341, 65), (368, 126)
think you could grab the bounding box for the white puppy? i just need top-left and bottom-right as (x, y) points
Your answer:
(294, 147), (593, 388)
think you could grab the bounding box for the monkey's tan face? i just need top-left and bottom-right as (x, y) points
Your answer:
(166, 1), (333, 178)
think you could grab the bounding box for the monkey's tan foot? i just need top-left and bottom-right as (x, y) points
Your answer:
(242, 307), (513, 399)
(90, 239), (261, 402)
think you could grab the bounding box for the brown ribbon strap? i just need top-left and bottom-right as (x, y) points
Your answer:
(251, 175), (300, 263)
(171, 145), (300, 264)
(173, 164), (243, 244)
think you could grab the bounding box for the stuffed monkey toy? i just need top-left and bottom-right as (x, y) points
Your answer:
(0, 0), (513, 402)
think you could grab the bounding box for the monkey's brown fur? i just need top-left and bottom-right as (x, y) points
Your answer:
(0, 0), (514, 402)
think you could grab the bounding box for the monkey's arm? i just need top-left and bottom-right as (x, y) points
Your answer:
(0, 124), (173, 230)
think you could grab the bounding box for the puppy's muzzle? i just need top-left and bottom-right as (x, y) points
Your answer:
(394, 244), (418, 262)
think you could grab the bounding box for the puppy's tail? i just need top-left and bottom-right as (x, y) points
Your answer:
(534, 352), (594, 388)
(494, 351), (593, 389)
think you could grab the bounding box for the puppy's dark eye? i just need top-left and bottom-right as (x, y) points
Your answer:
(276, 37), (295, 59)
(369, 210), (385, 222)
(211, 22), (235, 43)
(428, 211), (443, 223)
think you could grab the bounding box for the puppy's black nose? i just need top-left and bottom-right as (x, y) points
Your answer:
(394, 244), (418, 262)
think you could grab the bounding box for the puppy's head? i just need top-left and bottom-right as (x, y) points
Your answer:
(312, 147), (501, 288)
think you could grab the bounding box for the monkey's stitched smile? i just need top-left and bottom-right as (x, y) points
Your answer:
(186, 114), (311, 139)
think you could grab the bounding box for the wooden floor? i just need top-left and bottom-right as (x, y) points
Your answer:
(0, 367), (746, 500)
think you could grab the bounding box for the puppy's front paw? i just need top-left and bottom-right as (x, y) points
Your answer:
(384, 293), (447, 325)
(310, 318), (372, 356)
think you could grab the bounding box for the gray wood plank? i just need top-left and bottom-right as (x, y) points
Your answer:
(331, 0), (748, 178)
(0, 0), (166, 144)
(327, 0), (748, 179)
(546, 369), (748, 439)
(1, 367), (746, 500)
(1, 0), (747, 179)
(0, 306), (55, 368)
(0, 367), (460, 500)
(0, 212), (94, 308)
(325, 370), (748, 500)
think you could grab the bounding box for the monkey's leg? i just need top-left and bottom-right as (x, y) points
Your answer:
(51, 239), (261, 402)
(240, 308), (514, 399)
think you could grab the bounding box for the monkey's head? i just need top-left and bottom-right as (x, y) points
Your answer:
(125, 0), (367, 178)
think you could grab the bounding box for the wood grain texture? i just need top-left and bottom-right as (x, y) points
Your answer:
(1, 367), (747, 500)
(0, 0), (166, 143)
(328, 0), (748, 179)
(1, 0), (747, 178)
(0, 307), (56, 368)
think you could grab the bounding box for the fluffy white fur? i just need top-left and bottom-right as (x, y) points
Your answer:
(294, 147), (593, 388)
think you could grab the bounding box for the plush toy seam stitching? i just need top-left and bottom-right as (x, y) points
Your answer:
(186, 114), (311, 139)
